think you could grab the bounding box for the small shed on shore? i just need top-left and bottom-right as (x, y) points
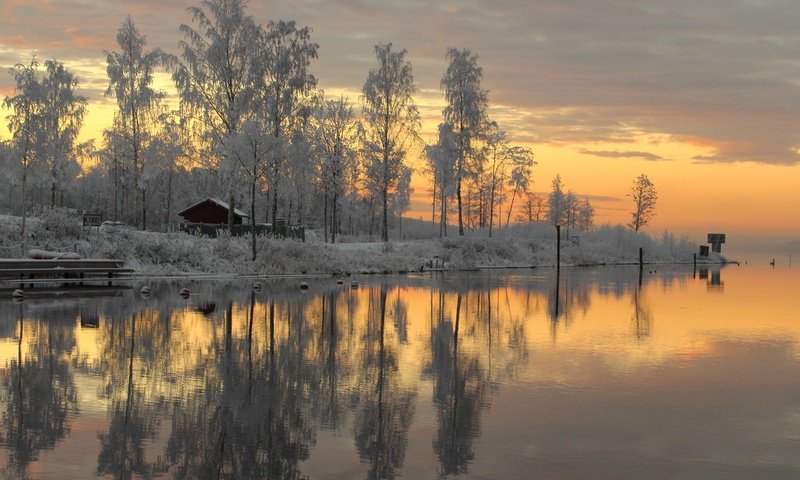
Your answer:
(178, 198), (249, 225)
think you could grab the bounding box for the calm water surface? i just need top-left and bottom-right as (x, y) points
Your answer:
(1, 263), (799, 479)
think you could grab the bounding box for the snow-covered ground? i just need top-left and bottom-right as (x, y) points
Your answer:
(0, 211), (725, 275)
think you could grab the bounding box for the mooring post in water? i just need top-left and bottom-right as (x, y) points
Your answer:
(639, 247), (644, 268)
(556, 225), (561, 270)
(693, 253), (697, 278)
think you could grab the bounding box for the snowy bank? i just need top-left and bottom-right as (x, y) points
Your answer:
(0, 211), (726, 276)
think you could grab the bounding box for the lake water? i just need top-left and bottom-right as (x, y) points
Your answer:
(1, 262), (799, 479)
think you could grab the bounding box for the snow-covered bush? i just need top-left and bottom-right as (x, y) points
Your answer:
(35, 207), (83, 240)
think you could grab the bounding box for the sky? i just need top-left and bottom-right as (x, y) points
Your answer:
(2, 0), (800, 247)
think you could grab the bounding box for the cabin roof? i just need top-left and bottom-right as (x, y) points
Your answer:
(177, 198), (249, 218)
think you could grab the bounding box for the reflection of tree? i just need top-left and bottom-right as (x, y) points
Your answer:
(430, 292), (491, 476)
(353, 285), (416, 480)
(165, 293), (315, 479)
(96, 307), (171, 478)
(631, 286), (652, 341)
(0, 303), (77, 477)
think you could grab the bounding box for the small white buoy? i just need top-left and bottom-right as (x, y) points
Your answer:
(299, 281), (309, 290)
(180, 287), (191, 298)
(336, 279), (344, 285)
(12, 289), (24, 299)
(140, 285), (151, 297)
(350, 281), (359, 289)
(253, 281), (263, 292)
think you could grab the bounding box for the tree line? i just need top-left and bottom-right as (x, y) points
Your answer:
(2, 0), (658, 256)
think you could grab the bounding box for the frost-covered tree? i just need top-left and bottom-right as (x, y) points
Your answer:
(255, 20), (318, 228)
(39, 59), (87, 208)
(516, 192), (546, 223)
(547, 174), (567, 227)
(361, 43), (420, 242)
(171, 0), (259, 230)
(425, 122), (457, 238)
(505, 145), (535, 227)
(441, 48), (489, 236)
(576, 197), (595, 231)
(228, 119), (279, 259)
(630, 173), (657, 232)
(316, 96), (359, 243)
(482, 125), (508, 238)
(105, 16), (167, 230)
(4, 58), (42, 241)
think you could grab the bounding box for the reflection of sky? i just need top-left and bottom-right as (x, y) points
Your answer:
(1, 266), (800, 477)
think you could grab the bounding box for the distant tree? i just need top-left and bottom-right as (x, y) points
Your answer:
(564, 191), (579, 237)
(576, 197), (595, 231)
(171, 0), (259, 231)
(425, 122), (457, 238)
(228, 119), (279, 260)
(516, 192), (546, 223)
(482, 125), (508, 238)
(254, 19), (318, 229)
(504, 143), (535, 227)
(4, 58), (42, 242)
(39, 59), (87, 208)
(315, 96), (359, 243)
(361, 43), (420, 242)
(547, 174), (567, 227)
(629, 173), (657, 232)
(105, 16), (167, 230)
(441, 48), (489, 236)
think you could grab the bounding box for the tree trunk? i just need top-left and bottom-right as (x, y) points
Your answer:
(142, 187), (147, 231)
(323, 190), (329, 244)
(506, 187), (518, 227)
(332, 190), (339, 244)
(228, 192), (236, 233)
(251, 175), (257, 261)
(382, 185), (389, 242)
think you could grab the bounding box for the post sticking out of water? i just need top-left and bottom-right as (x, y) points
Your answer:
(556, 225), (561, 271)
(639, 247), (644, 268)
(693, 253), (697, 278)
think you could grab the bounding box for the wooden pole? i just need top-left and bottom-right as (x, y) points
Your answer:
(556, 225), (561, 270)
(639, 247), (643, 268)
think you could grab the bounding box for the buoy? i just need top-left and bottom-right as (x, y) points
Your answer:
(12, 289), (24, 299)
(299, 281), (309, 290)
(351, 281), (359, 289)
(336, 279), (344, 285)
(139, 285), (151, 298)
(180, 287), (191, 298)
(253, 281), (263, 292)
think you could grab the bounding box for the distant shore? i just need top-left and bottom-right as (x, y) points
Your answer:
(0, 214), (727, 276)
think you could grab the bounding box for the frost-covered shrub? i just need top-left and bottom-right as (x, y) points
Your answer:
(36, 207), (83, 239)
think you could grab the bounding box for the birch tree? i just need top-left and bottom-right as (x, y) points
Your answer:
(39, 59), (86, 208)
(441, 48), (488, 236)
(425, 122), (457, 238)
(171, 0), (259, 230)
(505, 145), (535, 227)
(316, 96), (359, 243)
(630, 173), (657, 232)
(105, 16), (167, 230)
(362, 43), (420, 242)
(547, 174), (567, 227)
(255, 20), (318, 230)
(4, 58), (42, 242)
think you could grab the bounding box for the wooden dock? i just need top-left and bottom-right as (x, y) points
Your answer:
(0, 259), (134, 287)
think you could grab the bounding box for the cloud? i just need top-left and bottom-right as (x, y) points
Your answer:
(2, 0), (800, 165)
(579, 149), (667, 162)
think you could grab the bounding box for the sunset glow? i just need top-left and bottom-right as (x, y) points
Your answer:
(2, 0), (799, 244)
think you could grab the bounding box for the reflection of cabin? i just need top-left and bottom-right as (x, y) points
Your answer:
(178, 197), (304, 240)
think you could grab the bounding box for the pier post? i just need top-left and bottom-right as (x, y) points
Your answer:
(556, 225), (561, 271)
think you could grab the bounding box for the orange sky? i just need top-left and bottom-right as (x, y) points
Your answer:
(2, 0), (800, 242)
